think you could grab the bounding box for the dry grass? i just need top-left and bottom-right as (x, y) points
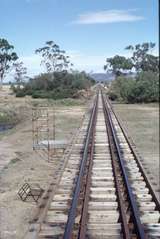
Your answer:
(113, 103), (159, 197)
(0, 91), (88, 239)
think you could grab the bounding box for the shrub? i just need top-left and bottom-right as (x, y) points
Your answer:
(108, 71), (159, 103)
(16, 90), (26, 97)
(135, 71), (159, 102)
(108, 91), (118, 101)
(108, 76), (135, 102)
(32, 91), (52, 99)
(13, 71), (95, 99)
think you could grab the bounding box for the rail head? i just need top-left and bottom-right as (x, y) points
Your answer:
(63, 92), (99, 239)
(101, 90), (146, 239)
(106, 93), (160, 211)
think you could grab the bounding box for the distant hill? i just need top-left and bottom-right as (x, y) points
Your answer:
(90, 72), (136, 82)
(90, 73), (115, 82)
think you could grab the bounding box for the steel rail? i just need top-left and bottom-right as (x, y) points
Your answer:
(102, 93), (131, 239)
(106, 95), (160, 211)
(101, 91), (146, 239)
(78, 93), (98, 239)
(63, 93), (98, 239)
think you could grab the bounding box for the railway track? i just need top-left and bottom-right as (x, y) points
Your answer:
(26, 89), (160, 239)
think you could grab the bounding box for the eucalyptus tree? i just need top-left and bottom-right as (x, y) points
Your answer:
(125, 42), (159, 72)
(104, 55), (133, 77)
(35, 41), (73, 73)
(13, 61), (27, 85)
(0, 38), (18, 88)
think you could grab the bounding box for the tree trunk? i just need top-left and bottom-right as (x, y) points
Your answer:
(0, 74), (3, 90)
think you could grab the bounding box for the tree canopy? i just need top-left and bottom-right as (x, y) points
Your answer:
(125, 42), (159, 72)
(104, 55), (133, 76)
(0, 38), (18, 88)
(104, 42), (159, 77)
(35, 41), (73, 73)
(13, 61), (27, 85)
(106, 42), (159, 103)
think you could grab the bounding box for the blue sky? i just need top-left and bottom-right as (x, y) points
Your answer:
(0, 0), (159, 78)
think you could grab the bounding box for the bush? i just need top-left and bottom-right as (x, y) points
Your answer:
(108, 76), (135, 102)
(108, 71), (159, 103)
(13, 71), (95, 99)
(135, 71), (159, 102)
(108, 91), (118, 101)
(31, 91), (51, 98)
(16, 91), (26, 97)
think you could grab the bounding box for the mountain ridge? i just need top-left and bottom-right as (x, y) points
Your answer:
(90, 72), (114, 82)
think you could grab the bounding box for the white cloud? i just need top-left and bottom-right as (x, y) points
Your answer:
(72, 9), (144, 25)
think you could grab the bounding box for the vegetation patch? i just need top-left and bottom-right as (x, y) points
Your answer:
(108, 71), (159, 103)
(12, 71), (95, 99)
(10, 157), (21, 164)
(104, 42), (159, 103)
(0, 105), (29, 133)
(0, 110), (18, 126)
